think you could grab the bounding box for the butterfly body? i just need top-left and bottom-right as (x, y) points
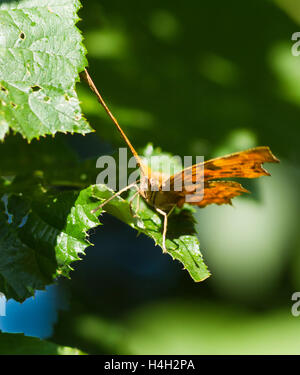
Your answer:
(139, 170), (182, 212)
(142, 184), (183, 212)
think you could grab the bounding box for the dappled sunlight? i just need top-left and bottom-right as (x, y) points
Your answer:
(148, 9), (181, 42)
(198, 53), (240, 87)
(78, 86), (155, 130)
(74, 315), (124, 353)
(2, 0), (300, 355)
(196, 161), (300, 300)
(212, 128), (257, 158)
(123, 300), (300, 354)
(85, 29), (130, 59)
(274, 0), (300, 24)
(269, 42), (300, 106)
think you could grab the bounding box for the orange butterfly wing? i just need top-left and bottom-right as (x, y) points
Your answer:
(185, 181), (249, 208)
(202, 146), (279, 180)
(166, 146), (279, 207)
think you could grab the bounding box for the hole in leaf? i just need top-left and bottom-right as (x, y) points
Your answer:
(64, 94), (70, 101)
(10, 102), (16, 108)
(0, 86), (8, 94)
(31, 85), (41, 92)
(19, 32), (25, 40)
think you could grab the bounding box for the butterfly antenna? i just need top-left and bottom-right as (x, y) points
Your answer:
(83, 69), (147, 175)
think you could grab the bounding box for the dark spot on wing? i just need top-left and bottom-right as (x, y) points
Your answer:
(205, 163), (222, 171)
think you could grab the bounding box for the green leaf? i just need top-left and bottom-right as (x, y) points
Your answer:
(0, 133), (98, 188)
(0, 332), (85, 354)
(91, 185), (210, 282)
(0, 134), (77, 175)
(0, 0), (93, 140)
(0, 176), (100, 302)
(91, 144), (211, 282)
(0, 140), (209, 302)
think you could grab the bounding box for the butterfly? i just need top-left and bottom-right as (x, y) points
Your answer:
(84, 70), (280, 253)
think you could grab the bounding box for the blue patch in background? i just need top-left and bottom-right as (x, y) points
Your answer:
(0, 284), (67, 339)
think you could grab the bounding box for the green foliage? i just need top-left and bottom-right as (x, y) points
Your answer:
(0, 175), (100, 302)
(91, 144), (210, 282)
(0, 140), (209, 303)
(0, 332), (85, 354)
(92, 184), (210, 282)
(0, 0), (211, 306)
(1, 0), (297, 357)
(0, 0), (92, 140)
(0, 0), (99, 304)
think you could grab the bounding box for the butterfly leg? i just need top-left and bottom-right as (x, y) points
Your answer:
(155, 208), (168, 253)
(155, 205), (176, 253)
(129, 190), (140, 217)
(136, 193), (140, 214)
(91, 182), (138, 214)
(133, 192), (141, 218)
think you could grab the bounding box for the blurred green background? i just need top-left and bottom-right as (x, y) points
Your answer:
(5, 0), (300, 354)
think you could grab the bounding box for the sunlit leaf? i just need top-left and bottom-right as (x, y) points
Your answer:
(0, 177), (100, 302)
(0, 332), (85, 354)
(0, 0), (92, 140)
